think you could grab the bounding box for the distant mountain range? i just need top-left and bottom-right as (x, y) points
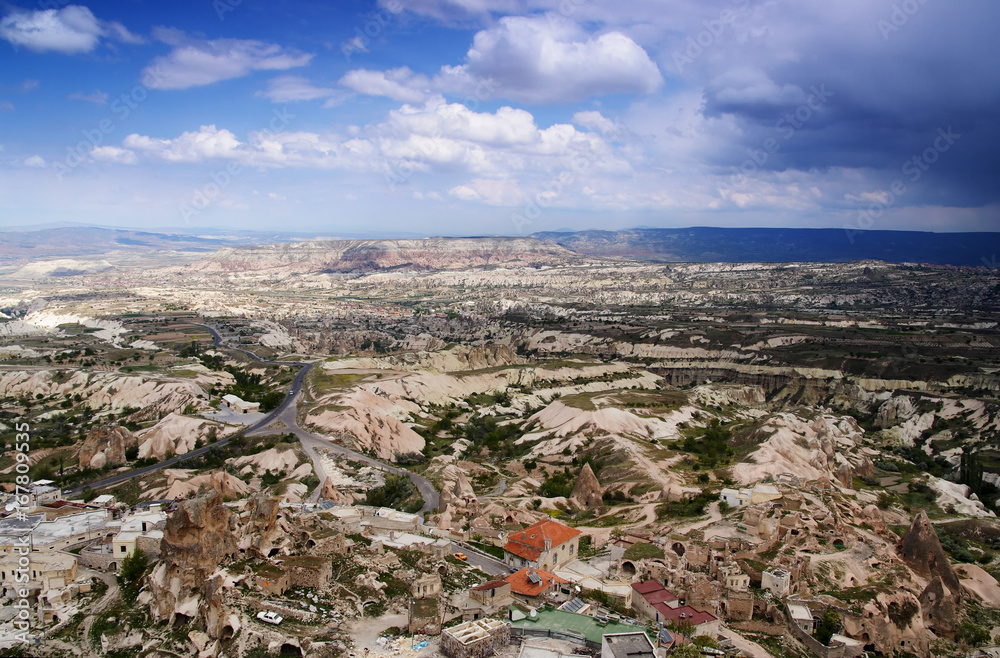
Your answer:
(531, 228), (1000, 267)
(0, 225), (996, 268)
(0, 227), (241, 265)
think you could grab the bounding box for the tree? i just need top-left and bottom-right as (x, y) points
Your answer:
(815, 608), (841, 645)
(669, 644), (701, 657)
(118, 548), (149, 601)
(956, 618), (990, 648)
(667, 619), (696, 639)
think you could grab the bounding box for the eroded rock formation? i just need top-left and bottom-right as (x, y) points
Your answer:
(79, 424), (136, 470)
(899, 510), (961, 593)
(146, 489), (239, 640)
(571, 462), (603, 509)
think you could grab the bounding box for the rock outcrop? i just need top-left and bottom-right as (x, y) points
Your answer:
(79, 424), (136, 470)
(571, 463), (603, 509)
(919, 575), (958, 635)
(899, 511), (961, 593)
(147, 489), (239, 640)
(236, 495), (290, 558)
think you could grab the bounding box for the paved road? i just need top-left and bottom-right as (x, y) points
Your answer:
(70, 322), (439, 515)
(245, 364), (441, 515)
(449, 541), (510, 577)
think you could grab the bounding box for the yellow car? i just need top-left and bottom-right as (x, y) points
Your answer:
(453, 552), (468, 560)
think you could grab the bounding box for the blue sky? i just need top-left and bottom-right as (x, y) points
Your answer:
(1, 0), (998, 236)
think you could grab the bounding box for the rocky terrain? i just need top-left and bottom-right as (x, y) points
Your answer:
(0, 234), (999, 657)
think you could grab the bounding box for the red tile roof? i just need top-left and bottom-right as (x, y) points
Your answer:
(504, 568), (568, 598)
(654, 604), (717, 626)
(644, 589), (678, 605)
(503, 519), (581, 562)
(632, 580), (665, 595)
(632, 581), (714, 626)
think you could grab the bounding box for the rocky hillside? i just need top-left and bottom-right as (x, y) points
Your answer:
(190, 238), (583, 274)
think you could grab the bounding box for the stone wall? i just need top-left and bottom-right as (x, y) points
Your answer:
(725, 590), (754, 622)
(282, 557), (332, 589)
(786, 611), (864, 658)
(410, 597), (441, 636)
(136, 535), (161, 559)
(442, 619), (511, 658)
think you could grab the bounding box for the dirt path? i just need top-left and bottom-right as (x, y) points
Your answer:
(723, 628), (777, 658)
(80, 567), (119, 651)
(348, 612), (408, 653)
(674, 501), (722, 534)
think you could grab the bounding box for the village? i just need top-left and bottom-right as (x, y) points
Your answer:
(0, 453), (971, 658)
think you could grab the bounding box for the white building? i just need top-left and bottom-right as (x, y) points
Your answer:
(720, 483), (782, 507)
(787, 602), (814, 634)
(0, 551), (78, 595)
(91, 494), (117, 508)
(762, 567), (791, 597)
(113, 509), (167, 557)
(31, 480), (61, 504)
(221, 394), (260, 414)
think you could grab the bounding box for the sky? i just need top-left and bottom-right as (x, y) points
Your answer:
(0, 0), (998, 237)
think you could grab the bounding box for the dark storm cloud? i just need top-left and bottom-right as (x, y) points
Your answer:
(692, 0), (1000, 208)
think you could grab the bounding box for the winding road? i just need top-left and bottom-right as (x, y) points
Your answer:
(70, 322), (439, 515)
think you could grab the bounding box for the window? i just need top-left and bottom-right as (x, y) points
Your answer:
(120, 546), (127, 553)
(569, 544), (574, 554)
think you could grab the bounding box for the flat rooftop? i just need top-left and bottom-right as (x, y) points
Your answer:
(511, 609), (646, 645)
(603, 633), (655, 658)
(787, 603), (813, 622)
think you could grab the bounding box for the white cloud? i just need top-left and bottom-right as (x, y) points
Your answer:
(258, 75), (340, 103)
(0, 5), (140, 54)
(459, 16), (662, 103)
(69, 90), (109, 105)
(23, 156), (45, 168)
(0, 101), (12, 112)
(340, 68), (432, 104)
(20, 79), (39, 92)
(143, 30), (313, 90)
(124, 125), (243, 162)
(339, 17), (662, 106)
(91, 146), (137, 165)
(572, 111), (618, 136)
(448, 178), (523, 205)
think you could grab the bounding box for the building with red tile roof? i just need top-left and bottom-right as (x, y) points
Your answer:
(503, 567), (569, 602)
(503, 518), (582, 571)
(629, 581), (720, 637)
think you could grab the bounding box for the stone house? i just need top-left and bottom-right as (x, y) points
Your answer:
(503, 519), (581, 571)
(412, 572), (443, 599)
(279, 555), (332, 588)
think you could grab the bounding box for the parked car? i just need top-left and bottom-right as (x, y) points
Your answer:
(257, 611), (283, 625)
